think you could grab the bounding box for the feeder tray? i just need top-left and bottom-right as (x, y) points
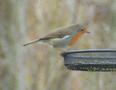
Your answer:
(61, 49), (116, 71)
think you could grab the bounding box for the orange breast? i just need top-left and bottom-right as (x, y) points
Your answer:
(68, 32), (84, 46)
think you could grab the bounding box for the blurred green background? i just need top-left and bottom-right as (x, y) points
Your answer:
(0, 0), (116, 90)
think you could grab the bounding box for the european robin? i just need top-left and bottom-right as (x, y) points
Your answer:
(23, 23), (89, 50)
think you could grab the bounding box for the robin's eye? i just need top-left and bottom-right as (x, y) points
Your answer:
(81, 29), (84, 31)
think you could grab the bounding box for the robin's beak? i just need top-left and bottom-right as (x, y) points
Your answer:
(86, 31), (90, 33)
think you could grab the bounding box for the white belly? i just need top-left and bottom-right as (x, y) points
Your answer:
(47, 36), (71, 48)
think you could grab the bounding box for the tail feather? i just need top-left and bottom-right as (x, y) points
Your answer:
(23, 39), (40, 46)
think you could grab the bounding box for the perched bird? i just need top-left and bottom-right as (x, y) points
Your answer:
(23, 23), (89, 50)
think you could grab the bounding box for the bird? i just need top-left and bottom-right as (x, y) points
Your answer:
(23, 23), (89, 51)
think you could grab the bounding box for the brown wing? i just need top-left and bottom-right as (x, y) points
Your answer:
(39, 30), (70, 40)
(39, 24), (81, 40)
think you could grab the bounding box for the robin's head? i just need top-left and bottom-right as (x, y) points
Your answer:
(68, 25), (90, 46)
(78, 26), (90, 34)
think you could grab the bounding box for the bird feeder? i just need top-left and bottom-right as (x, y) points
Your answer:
(61, 49), (116, 71)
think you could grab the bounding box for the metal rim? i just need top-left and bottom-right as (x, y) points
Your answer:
(62, 49), (116, 56)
